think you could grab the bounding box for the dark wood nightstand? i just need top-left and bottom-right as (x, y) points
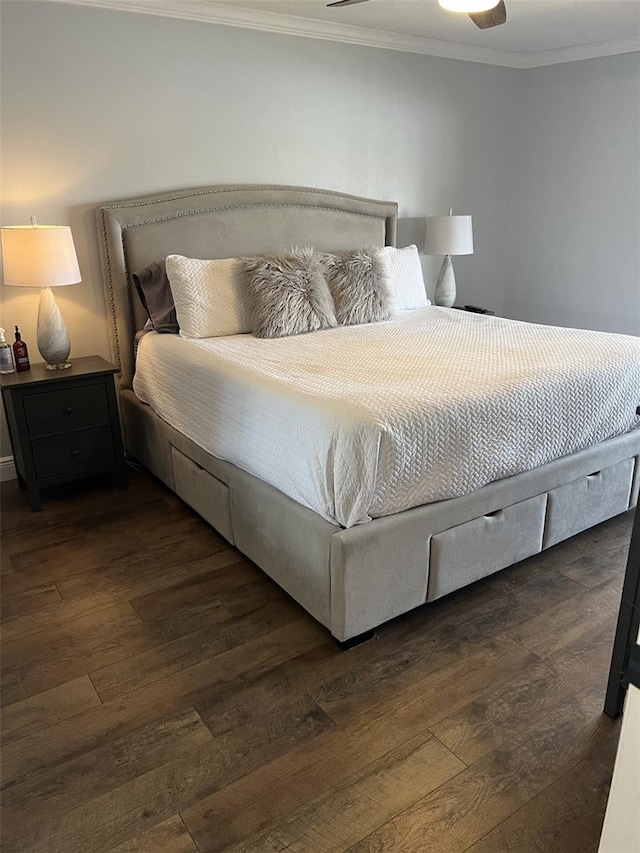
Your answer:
(1, 356), (127, 511)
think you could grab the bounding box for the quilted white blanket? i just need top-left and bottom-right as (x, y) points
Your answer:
(133, 308), (640, 527)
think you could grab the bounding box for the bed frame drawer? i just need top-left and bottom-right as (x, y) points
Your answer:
(543, 458), (634, 549)
(427, 494), (547, 601)
(171, 446), (234, 544)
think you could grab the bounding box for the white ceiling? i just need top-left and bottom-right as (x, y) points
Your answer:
(45, 0), (640, 66)
(220, 0), (640, 53)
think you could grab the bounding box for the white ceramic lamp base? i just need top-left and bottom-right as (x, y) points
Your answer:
(37, 287), (71, 369)
(434, 255), (456, 308)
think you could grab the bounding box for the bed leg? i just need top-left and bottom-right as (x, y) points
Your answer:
(335, 629), (376, 651)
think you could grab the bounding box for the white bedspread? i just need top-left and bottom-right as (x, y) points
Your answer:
(133, 308), (640, 527)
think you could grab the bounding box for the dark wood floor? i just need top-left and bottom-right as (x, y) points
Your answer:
(0, 469), (630, 853)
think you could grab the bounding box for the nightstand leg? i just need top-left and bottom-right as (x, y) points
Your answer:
(16, 470), (27, 492)
(114, 462), (128, 491)
(26, 485), (42, 512)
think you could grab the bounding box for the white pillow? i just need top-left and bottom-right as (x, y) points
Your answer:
(380, 245), (430, 311)
(166, 255), (252, 339)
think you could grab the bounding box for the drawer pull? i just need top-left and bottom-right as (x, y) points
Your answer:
(70, 449), (80, 458)
(587, 471), (601, 479)
(65, 406), (74, 415)
(484, 510), (504, 521)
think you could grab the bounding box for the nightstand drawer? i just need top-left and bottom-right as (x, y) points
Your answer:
(24, 384), (109, 436)
(32, 427), (115, 480)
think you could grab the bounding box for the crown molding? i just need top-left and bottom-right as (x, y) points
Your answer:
(40, 0), (640, 69)
(519, 35), (640, 69)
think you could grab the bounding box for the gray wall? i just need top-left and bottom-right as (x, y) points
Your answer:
(0, 0), (520, 457)
(1, 2), (638, 462)
(504, 53), (640, 335)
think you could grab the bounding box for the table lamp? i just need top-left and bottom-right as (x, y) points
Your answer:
(1, 219), (81, 369)
(425, 210), (474, 307)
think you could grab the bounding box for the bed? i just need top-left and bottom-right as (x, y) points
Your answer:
(97, 184), (640, 644)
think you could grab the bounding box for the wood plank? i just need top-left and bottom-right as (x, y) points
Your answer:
(4, 692), (334, 853)
(476, 556), (549, 596)
(1, 603), (148, 705)
(183, 635), (535, 852)
(137, 511), (229, 553)
(586, 720), (623, 773)
(1, 545), (16, 575)
(507, 575), (621, 658)
(0, 468), (629, 853)
(1, 589), (140, 644)
(316, 567), (582, 723)
(38, 470), (174, 526)
(214, 573), (303, 619)
(466, 757), (611, 853)
(6, 511), (211, 587)
(6, 530), (143, 586)
(1, 519), (227, 598)
(345, 682), (617, 853)
(0, 481), (52, 536)
(0, 472), (167, 539)
(55, 546), (245, 601)
(133, 596), (233, 645)
(558, 524), (631, 589)
(194, 642), (342, 738)
(1, 579), (62, 619)
(1, 618), (327, 790)
(130, 560), (261, 622)
(90, 594), (302, 702)
(526, 512), (631, 581)
(0, 550), (246, 644)
(429, 622), (616, 765)
(227, 732), (464, 853)
(107, 816), (199, 853)
(0, 499), (162, 560)
(1, 675), (101, 745)
(1, 707), (214, 829)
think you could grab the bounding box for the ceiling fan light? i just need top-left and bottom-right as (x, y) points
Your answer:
(438, 0), (500, 13)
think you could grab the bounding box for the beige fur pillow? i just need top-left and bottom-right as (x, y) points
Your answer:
(323, 247), (393, 326)
(242, 247), (337, 338)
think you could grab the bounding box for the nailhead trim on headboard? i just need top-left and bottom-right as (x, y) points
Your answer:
(99, 208), (122, 373)
(121, 203), (384, 229)
(101, 184), (396, 211)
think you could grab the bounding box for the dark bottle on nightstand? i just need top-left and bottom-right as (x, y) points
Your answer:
(13, 326), (30, 372)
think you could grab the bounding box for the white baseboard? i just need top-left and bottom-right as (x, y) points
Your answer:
(0, 456), (17, 482)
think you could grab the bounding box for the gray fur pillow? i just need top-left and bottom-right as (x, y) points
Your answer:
(323, 247), (393, 326)
(242, 247), (337, 338)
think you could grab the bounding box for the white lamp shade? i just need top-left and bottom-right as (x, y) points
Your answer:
(439, 0), (499, 12)
(1, 226), (81, 288)
(425, 215), (474, 256)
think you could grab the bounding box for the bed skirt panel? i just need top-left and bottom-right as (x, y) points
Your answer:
(330, 515), (431, 641)
(229, 464), (335, 629)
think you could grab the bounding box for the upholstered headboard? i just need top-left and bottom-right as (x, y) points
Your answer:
(96, 184), (398, 388)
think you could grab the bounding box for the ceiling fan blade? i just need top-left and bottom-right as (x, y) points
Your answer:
(327, 0), (371, 7)
(469, 0), (507, 28)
